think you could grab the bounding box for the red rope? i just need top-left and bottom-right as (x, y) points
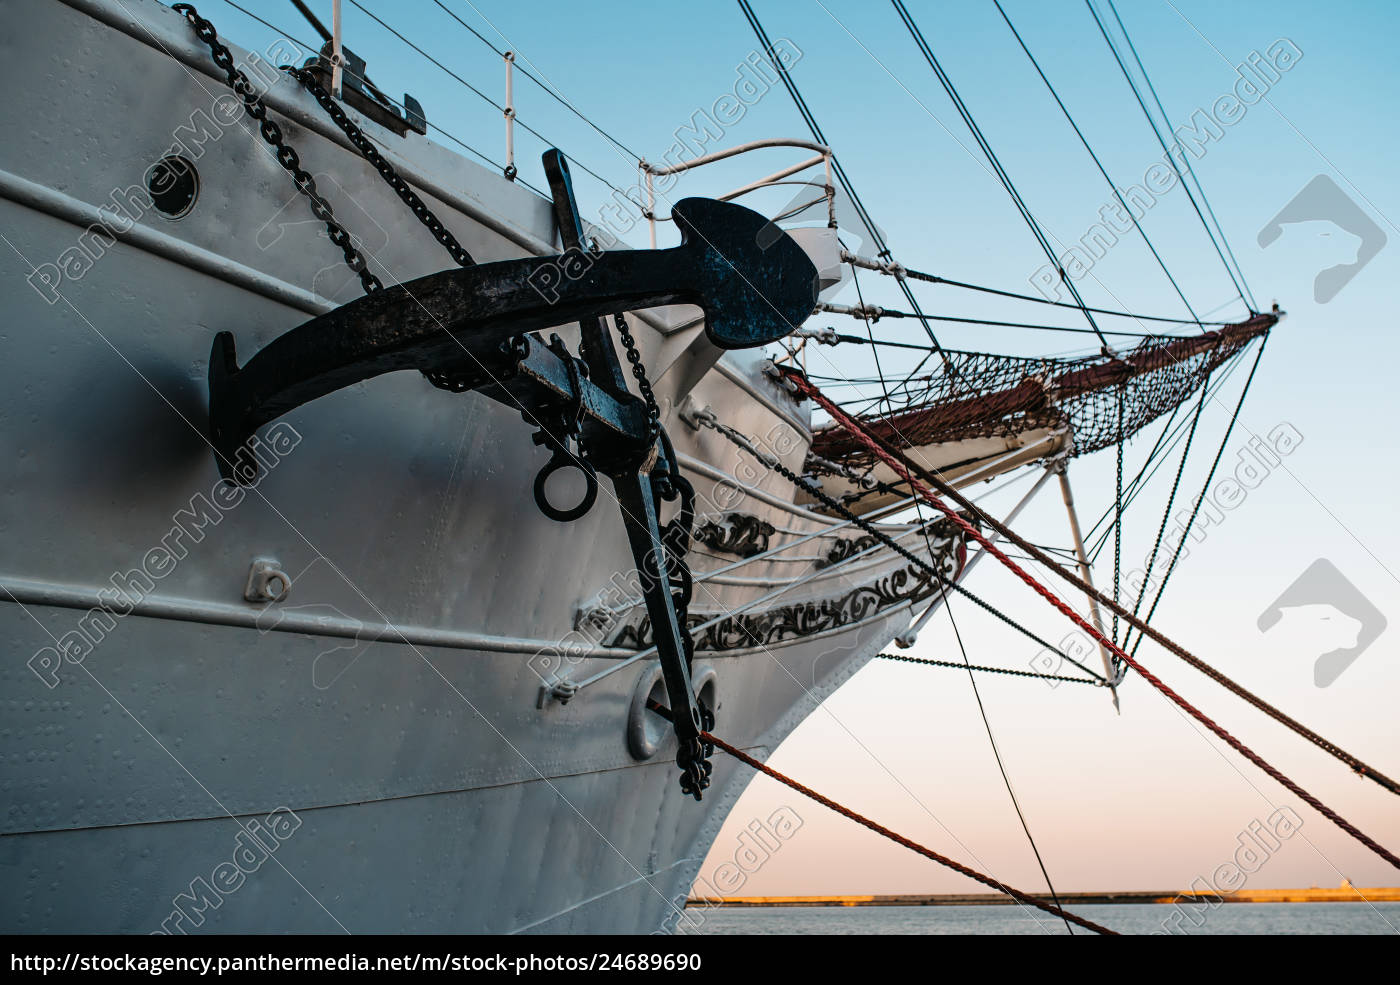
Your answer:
(788, 370), (1400, 871)
(702, 731), (1117, 934)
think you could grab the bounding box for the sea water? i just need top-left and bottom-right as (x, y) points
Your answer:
(690, 901), (1400, 935)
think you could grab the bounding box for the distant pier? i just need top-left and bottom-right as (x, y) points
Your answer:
(688, 885), (1400, 907)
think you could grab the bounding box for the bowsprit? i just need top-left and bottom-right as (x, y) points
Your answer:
(203, 148), (819, 798)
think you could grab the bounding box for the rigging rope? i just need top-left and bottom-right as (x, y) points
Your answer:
(429, 0), (645, 163)
(817, 307), (1197, 339)
(344, 0), (627, 195)
(1119, 367), (1213, 654)
(646, 702), (1115, 934)
(693, 414), (1108, 684)
(788, 370), (1400, 816)
(1081, 346), (1249, 551)
(1112, 387), (1124, 647)
(844, 254), (1238, 327)
(220, 0), (548, 194)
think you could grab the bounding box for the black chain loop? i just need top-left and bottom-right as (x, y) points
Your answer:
(876, 652), (1100, 685)
(172, 4), (382, 295)
(650, 442), (710, 799)
(1112, 385), (1124, 658)
(613, 313), (661, 444)
(286, 67), (476, 269)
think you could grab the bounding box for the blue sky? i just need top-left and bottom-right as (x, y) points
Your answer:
(221, 0), (1399, 905)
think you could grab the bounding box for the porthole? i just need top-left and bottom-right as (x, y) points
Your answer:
(146, 156), (199, 219)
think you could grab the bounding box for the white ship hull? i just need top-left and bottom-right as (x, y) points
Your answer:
(1, 0), (965, 933)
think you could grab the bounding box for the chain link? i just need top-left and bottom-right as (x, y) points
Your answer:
(1112, 386), (1124, 656)
(612, 313), (661, 443)
(876, 652), (1100, 685)
(172, 4), (382, 295)
(287, 67), (477, 270)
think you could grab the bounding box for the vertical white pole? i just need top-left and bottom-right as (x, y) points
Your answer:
(1057, 464), (1121, 710)
(503, 51), (516, 180)
(646, 172), (657, 249)
(823, 153), (836, 227)
(330, 0), (343, 99)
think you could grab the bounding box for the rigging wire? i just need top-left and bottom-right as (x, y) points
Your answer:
(890, 464), (1064, 929)
(1119, 368), (1213, 655)
(816, 312), (1195, 340)
(687, 720), (1116, 933)
(735, 0), (951, 359)
(877, 652), (1098, 685)
(1112, 389), (1124, 645)
(1079, 344), (1248, 553)
(222, 0), (549, 194)
(342, 0), (629, 195)
(893, 268), (1230, 326)
(1128, 335), (1271, 658)
(991, 0), (1202, 327)
(942, 597), (1076, 933)
(791, 370), (1400, 834)
(1105, 0), (1259, 313)
(1085, 0), (1256, 313)
(890, 0), (1111, 351)
(430, 0), (645, 162)
(847, 249), (896, 418)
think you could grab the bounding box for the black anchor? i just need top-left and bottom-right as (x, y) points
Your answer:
(204, 173), (818, 798)
(207, 195), (818, 482)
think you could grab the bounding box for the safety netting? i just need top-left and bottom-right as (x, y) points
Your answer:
(809, 314), (1273, 468)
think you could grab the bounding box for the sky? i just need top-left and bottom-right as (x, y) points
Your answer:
(220, 0), (1399, 908)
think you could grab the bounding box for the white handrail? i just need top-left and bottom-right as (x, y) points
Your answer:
(638, 138), (835, 244)
(640, 138), (829, 176)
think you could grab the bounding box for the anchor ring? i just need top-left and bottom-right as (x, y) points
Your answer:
(533, 449), (598, 522)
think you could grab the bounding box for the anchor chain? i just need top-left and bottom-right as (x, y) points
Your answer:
(611, 313), (661, 444)
(603, 318), (710, 797)
(651, 442), (711, 799)
(172, 4), (381, 294)
(285, 66), (477, 270)
(177, 4), (486, 392)
(283, 62), (488, 394)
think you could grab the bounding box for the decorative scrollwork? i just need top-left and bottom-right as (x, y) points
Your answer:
(613, 515), (971, 653)
(819, 515), (962, 569)
(693, 512), (777, 558)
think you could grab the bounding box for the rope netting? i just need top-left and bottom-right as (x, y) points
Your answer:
(811, 313), (1275, 468)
